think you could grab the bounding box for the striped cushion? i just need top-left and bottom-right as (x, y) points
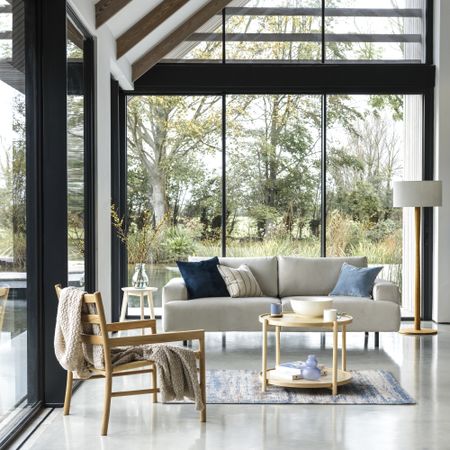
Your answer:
(217, 264), (263, 298)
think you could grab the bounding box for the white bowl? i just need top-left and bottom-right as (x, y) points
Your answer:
(290, 297), (334, 318)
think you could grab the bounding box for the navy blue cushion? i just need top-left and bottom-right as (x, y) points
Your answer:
(329, 262), (382, 298)
(177, 257), (229, 299)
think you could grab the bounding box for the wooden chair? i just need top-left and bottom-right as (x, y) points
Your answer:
(0, 286), (9, 332)
(55, 285), (206, 436)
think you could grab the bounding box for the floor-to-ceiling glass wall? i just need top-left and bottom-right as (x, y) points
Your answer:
(0, 0), (30, 439)
(125, 93), (423, 315)
(66, 14), (95, 291)
(226, 94), (322, 257)
(124, 95), (222, 315)
(326, 94), (422, 314)
(67, 18), (85, 288)
(122, 0), (430, 317)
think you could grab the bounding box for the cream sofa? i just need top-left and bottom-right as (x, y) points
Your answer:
(162, 256), (401, 336)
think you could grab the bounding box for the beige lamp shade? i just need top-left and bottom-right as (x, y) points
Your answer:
(393, 180), (442, 207)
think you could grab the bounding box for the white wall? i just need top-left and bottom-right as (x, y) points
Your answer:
(433, 0), (450, 322)
(69, 0), (133, 319)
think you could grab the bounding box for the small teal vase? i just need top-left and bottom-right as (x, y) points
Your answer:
(301, 355), (321, 381)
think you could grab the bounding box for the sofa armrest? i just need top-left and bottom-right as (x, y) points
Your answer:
(373, 280), (401, 304)
(163, 277), (188, 304)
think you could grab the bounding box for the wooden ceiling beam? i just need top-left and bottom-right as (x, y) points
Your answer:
(67, 19), (85, 50)
(132, 0), (232, 81)
(95, 0), (132, 28)
(117, 0), (190, 59)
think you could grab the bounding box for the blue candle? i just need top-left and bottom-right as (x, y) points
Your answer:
(271, 303), (282, 316)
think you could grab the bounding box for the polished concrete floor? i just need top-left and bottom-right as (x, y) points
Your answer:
(20, 321), (449, 450)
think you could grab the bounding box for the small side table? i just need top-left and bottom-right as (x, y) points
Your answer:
(259, 313), (353, 395)
(120, 287), (157, 321)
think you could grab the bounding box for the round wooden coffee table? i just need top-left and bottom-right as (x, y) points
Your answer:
(259, 312), (353, 395)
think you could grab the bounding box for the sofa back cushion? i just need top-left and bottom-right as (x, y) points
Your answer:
(189, 256), (278, 297)
(278, 256), (368, 297)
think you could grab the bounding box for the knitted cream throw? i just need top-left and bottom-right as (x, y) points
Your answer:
(54, 287), (204, 410)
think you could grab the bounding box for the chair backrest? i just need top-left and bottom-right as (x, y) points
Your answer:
(0, 286), (9, 331)
(54, 284), (112, 370)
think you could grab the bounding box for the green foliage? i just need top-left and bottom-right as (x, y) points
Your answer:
(334, 181), (383, 223)
(366, 218), (399, 243)
(111, 206), (167, 264)
(370, 95), (404, 121)
(162, 226), (196, 261)
(0, 95), (27, 270)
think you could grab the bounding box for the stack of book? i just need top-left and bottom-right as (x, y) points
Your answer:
(272, 361), (328, 380)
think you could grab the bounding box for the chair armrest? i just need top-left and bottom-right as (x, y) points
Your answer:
(108, 329), (204, 347)
(373, 280), (401, 304)
(106, 319), (157, 333)
(163, 277), (188, 304)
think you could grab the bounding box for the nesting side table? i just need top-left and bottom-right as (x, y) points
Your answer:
(259, 312), (353, 395)
(120, 287), (157, 321)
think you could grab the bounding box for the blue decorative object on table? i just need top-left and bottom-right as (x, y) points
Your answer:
(300, 355), (322, 381)
(177, 257), (229, 299)
(329, 262), (382, 298)
(270, 303), (282, 317)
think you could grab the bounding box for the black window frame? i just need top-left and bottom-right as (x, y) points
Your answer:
(113, 62), (435, 322)
(162, 1), (433, 66)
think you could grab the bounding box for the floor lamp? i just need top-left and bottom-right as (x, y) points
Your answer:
(393, 180), (442, 335)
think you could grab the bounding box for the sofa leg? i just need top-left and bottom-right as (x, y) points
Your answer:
(183, 340), (187, 347)
(222, 332), (226, 349)
(364, 332), (369, 349)
(374, 332), (380, 349)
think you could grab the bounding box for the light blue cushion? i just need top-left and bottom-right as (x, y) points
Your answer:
(329, 263), (382, 298)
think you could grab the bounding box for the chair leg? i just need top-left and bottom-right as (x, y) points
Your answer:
(63, 371), (73, 416)
(101, 373), (113, 436)
(222, 332), (226, 349)
(374, 332), (380, 348)
(364, 332), (369, 349)
(152, 364), (158, 403)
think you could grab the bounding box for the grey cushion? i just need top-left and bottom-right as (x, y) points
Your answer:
(163, 296), (280, 332)
(189, 256), (278, 297)
(281, 296), (400, 332)
(278, 256), (367, 296)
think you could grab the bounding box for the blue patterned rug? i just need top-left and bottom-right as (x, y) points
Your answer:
(185, 369), (415, 405)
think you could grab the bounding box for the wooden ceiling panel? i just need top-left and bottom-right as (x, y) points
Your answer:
(96, 0), (132, 28)
(132, 0), (232, 81)
(116, 0), (190, 59)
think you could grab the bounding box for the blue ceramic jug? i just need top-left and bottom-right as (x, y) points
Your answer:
(301, 355), (321, 381)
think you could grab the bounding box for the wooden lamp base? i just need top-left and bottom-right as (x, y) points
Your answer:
(399, 327), (437, 335)
(399, 207), (438, 337)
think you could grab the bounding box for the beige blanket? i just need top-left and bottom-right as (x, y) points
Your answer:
(111, 344), (204, 411)
(54, 286), (93, 378)
(54, 286), (204, 410)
